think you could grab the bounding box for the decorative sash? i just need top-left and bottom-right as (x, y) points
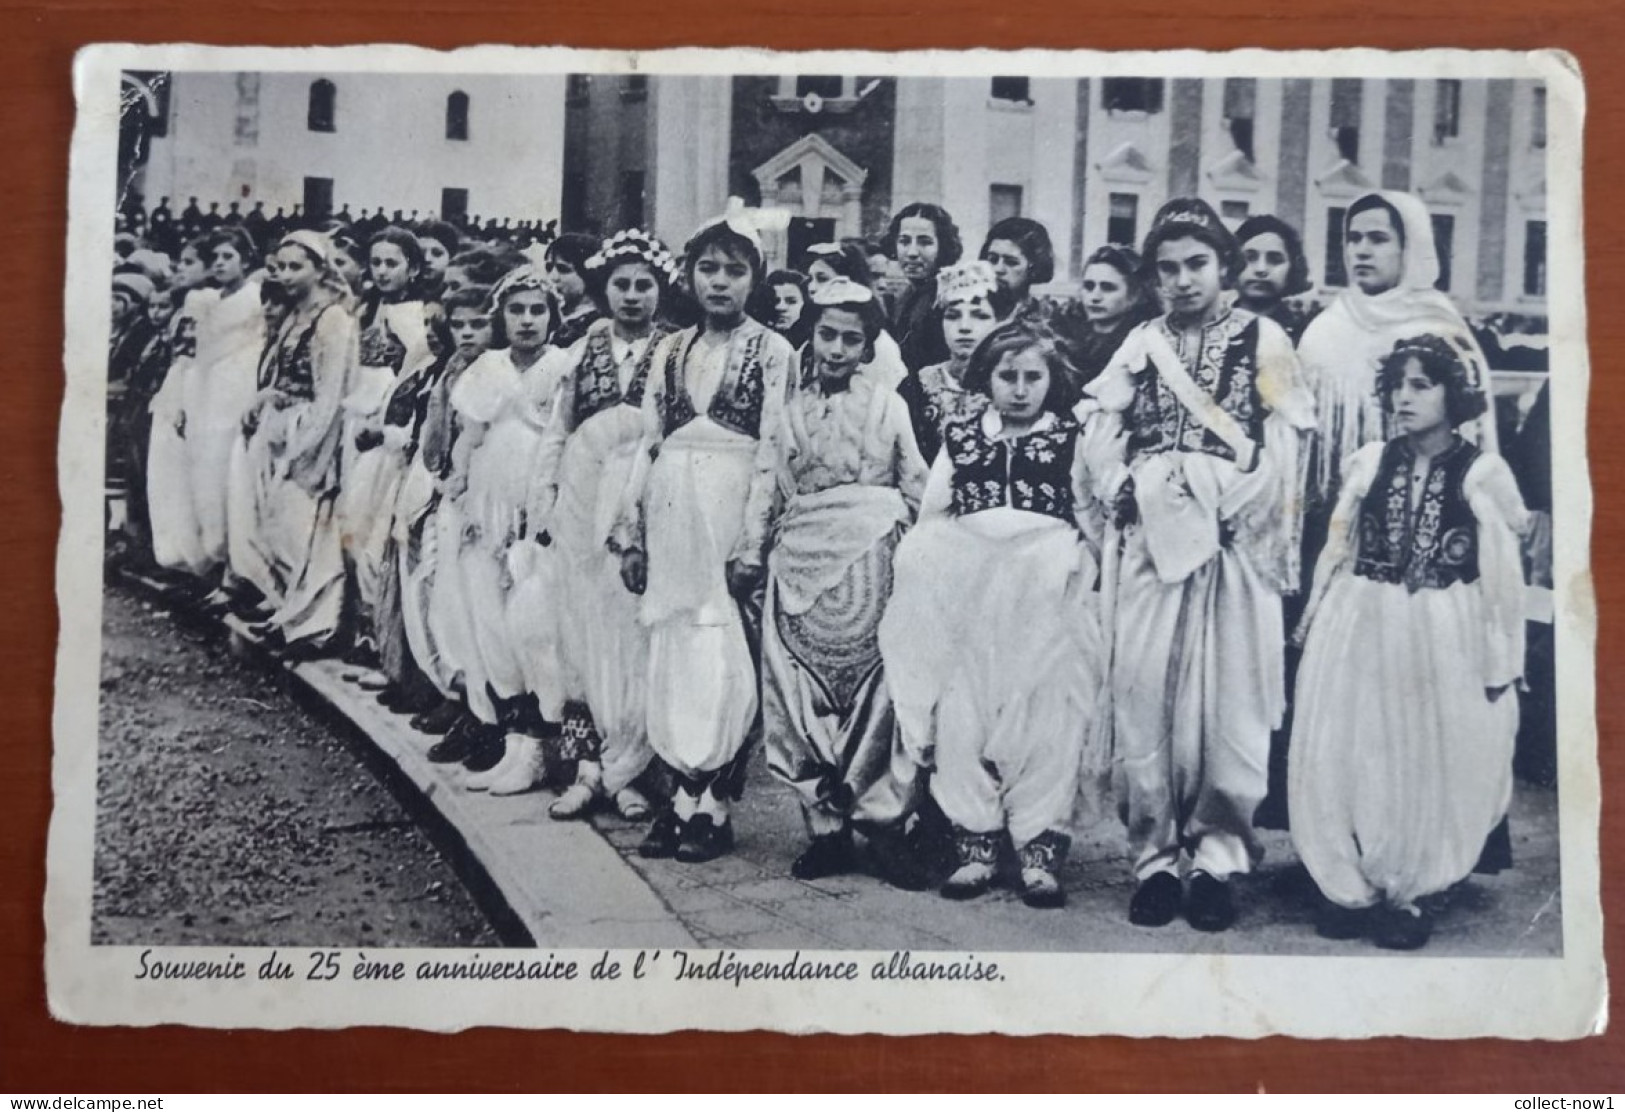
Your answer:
(1142, 326), (1258, 473)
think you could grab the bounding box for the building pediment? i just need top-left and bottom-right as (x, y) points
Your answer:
(1206, 149), (1264, 192)
(752, 133), (868, 195)
(1418, 168), (1474, 204)
(1314, 158), (1376, 198)
(1095, 142), (1156, 185)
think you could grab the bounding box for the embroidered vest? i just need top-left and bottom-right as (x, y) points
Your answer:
(1126, 313), (1268, 465)
(1353, 437), (1482, 592)
(943, 414), (1080, 525)
(574, 321), (670, 425)
(655, 326), (771, 439)
(259, 305), (334, 400)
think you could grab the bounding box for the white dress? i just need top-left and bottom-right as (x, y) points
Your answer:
(1289, 439), (1528, 909)
(878, 408), (1107, 849)
(448, 346), (566, 723)
(611, 320), (796, 780)
(188, 280), (265, 567)
(533, 321), (662, 789)
(147, 288), (217, 574)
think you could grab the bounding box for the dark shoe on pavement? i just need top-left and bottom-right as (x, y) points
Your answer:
(1373, 904), (1433, 951)
(675, 814), (735, 863)
(638, 810), (684, 859)
(1185, 871), (1237, 932)
(939, 829), (1000, 900)
(461, 728), (508, 773)
(1017, 830), (1071, 910)
(866, 826), (932, 892)
(1315, 897), (1373, 941)
(1128, 871), (1183, 927)
(411, 701), (463, 735)
(790, 830), (857, 881)
(426, 713), (481, 763)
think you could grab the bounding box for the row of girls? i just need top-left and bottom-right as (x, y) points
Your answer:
(118, 189), (1536, 952)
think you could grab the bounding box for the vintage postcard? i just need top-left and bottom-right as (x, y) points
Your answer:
(48, 43), (1601, 1037)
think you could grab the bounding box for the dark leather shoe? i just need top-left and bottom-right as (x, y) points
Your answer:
(1185, 871), (1237, 933)
(790, 830), (856, 881)
(1128, 872), (1183, 927)
(461, 727), (508, 773)
(426, 713), (481, 763)
(1315, 897), (1373, 940)
(675, 814), (735, 863)
(1373, 904), (1433, 951)
(411, 701), (463, 735)
(866, 826), (932, 892)
(637, 811), (684, 859)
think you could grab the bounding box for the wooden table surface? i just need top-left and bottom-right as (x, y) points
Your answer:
(2, 0), (1619, 1092)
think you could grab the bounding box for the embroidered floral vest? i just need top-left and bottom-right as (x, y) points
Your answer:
(943, 414), (1080, 525)
(1353, 437), (1482, 592)
(574, 321), (670, 425)
(259, 305), (335, 400)
(358, 302), (409, 373)
(655, 325), (770, 439)
(1126, 312), (1268, 465)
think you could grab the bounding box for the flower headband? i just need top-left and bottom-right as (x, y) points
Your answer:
(585, 228), (680, 286)
(934, 259), (998, 307)
(489, 264), (554, 311)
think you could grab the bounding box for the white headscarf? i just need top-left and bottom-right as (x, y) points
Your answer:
(1297, 189), (1496, 507)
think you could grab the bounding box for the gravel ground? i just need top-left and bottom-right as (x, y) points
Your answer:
(92, 584), (499, 948)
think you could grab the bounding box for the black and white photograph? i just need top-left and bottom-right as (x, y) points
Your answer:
(49, 45), (1599, 1037)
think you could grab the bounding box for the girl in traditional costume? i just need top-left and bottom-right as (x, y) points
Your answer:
(146, 237), (217, 576)
(532, 230), (680, 819)
(545, 233), (604, 350)
(1071, 245), (1156, 388)
(239, 231), (358, 657)
(1086, 198), (1316, 932)
(1288, 333), (1527, 950)
(426, 268), (566, 785)
(880, 319), (1108, 908)
(895, 260), (1003, 464)
(338, 226), (436, 664)
(762, 277), (932, 890)
(611, 206), (797, 864)
(800, 241), (908, 388)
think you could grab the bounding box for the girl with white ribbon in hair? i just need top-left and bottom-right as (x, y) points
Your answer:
(761, 276), (933, 891)
(530, 230), (680, 822)
(610, 201), (798, 865)
(1288, 333), (1528, 951)
(238, 230), (359, 658)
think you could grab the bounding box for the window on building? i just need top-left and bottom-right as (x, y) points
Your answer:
(562, 172), (587, 232)
(1434, 79), (1462, 144)
(1324, 206), (1348, 287)
(1532, 85), (1548, 149)
(446, 91), (470, 141)
(1102, 78), (1164, 114)
(1223, 78), (1257, 162)
(620, 75), (648, 102)
(302, 176), (334, 220)
(307, 79), (336, 133)
(1432, 212), (1455, 291)
(1330, 78), (1361, 163)
(1220, 200), (1251, 227)
(618, 170), (646, 229)
(990, 77), (1031, 104)
(565, 74), (591, 105)
(795, 76), (845, 100)
(441, 187), (469, 225)
(988, 183), (1024, 225)
(1524, 219), (1547, 297)
(1107, 192), (1140, 247)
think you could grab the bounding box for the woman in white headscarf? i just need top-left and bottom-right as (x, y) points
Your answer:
(1297, 190), (1498, 517)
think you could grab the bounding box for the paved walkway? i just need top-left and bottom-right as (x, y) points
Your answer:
(157, 576), (1561, 960)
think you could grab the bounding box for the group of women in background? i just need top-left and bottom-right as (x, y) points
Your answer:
(104, 185), (1546, 951)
